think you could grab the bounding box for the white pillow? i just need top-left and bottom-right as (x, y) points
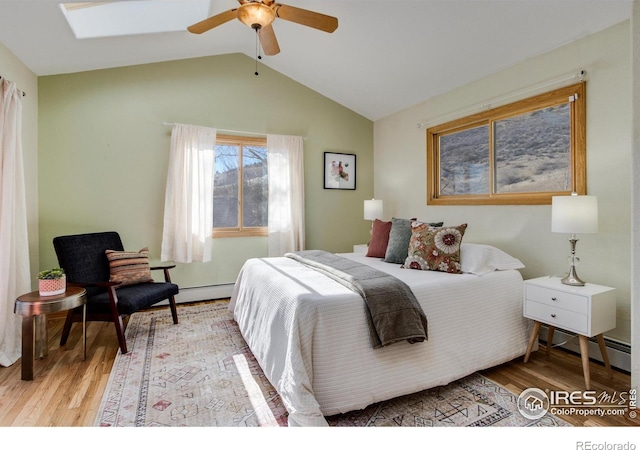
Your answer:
(460, 243), (525, 276)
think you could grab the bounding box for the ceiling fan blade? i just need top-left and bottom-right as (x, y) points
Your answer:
(259, 24), (280, 56)
(274, 4), (338, 33)
(187, 9), (238, 34)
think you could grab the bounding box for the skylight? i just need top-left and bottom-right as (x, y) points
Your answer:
(60, 1), (212, 39)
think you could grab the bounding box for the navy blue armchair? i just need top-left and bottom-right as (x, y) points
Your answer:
(53, 231), (179, 354)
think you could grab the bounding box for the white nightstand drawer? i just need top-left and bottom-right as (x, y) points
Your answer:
(524, 301), (588, 335)
(525, 283), (588, 314)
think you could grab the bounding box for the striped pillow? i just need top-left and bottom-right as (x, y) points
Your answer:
(106, 247), (154, 286)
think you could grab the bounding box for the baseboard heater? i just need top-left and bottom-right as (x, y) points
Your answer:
(155, 283), (235, 306)
(538, 324), (631, 374)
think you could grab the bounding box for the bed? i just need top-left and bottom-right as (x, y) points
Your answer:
(229, 243), (532, 426)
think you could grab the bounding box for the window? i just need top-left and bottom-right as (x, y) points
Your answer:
(427, 83), (586, 205)
(213, 135), (268, 237)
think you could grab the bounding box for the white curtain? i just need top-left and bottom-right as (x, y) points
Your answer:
(267, 134), (305, 256)
(161, 124), (216, 263)
(0, 78), (30, 366)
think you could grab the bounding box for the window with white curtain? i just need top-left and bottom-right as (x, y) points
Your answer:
(162, 127), (303, 260)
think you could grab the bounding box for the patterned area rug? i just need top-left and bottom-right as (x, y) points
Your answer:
(95, 302), (569, 427)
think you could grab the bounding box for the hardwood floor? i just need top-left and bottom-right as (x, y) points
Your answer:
(0, 312), (120, 427)
(1, 301), (638, 428)
(480, 343), (639, 427)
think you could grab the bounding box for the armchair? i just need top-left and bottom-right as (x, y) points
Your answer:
(53, 231), (179, 354)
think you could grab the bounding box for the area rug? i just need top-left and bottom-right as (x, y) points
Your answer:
(94, 302), (569, 427)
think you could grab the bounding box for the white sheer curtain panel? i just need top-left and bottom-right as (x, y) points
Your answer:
(0, 78), (30, 366)
(267, 134), (305, 256)
(161, 124), (216, 263)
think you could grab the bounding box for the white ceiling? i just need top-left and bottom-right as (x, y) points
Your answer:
(0, 0), (633, 121)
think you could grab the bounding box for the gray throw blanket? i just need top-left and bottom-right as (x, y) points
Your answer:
(285, 250), (428, 349)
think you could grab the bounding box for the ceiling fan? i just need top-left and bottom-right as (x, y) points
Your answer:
(187, 0), (339, 56)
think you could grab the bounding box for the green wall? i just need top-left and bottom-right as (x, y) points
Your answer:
(374, 22), (632, 343)
(38, 53), (373, 290)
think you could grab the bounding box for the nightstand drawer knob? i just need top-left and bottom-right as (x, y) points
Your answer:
(551, 297), (557, 301)
(551, 313), (556, 318)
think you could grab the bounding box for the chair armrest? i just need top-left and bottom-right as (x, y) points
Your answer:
(150, 264), (176, 271)
(150, 265), (175, 283)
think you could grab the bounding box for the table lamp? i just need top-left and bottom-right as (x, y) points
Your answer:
(551, 193), (598, 286)
(364, 199), (383, 233)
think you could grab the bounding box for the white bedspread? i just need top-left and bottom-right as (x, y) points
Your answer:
(229, 253), (531, 426)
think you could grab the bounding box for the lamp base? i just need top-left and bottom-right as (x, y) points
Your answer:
(561, 264), (586, 286)
(561, 237), (586, 286)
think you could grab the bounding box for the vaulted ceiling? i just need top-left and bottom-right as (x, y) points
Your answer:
(0, 0), (632, 120)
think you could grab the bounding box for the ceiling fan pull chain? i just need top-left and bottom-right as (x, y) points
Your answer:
(254, 27), (261, 76)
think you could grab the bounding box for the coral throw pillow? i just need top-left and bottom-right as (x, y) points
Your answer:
(404, 223), (468, 273)
(366, 219), (393, 257)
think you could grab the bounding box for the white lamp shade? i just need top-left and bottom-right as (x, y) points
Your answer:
(551, 194), (598, 234)
(364, 199), (383, 220)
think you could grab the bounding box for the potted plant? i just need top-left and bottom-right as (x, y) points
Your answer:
(38, 267), (66, 296)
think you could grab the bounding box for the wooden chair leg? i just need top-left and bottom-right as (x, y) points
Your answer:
(107, 286), (128, 354)
(60, 309), (75, 345)
(112, 315), (128, 354)
(169, 295), (179, 324)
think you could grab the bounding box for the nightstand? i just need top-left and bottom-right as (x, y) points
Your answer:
(523, 276), (616, 389)
(353, 244), (368, 254)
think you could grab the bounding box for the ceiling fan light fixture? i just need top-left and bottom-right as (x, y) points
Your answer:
(237, 3), (276, 29)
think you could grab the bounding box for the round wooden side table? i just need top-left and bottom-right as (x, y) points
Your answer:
(14, 286), (87, 381)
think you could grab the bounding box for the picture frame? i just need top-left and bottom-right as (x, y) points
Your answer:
(324, 152), (356, 190)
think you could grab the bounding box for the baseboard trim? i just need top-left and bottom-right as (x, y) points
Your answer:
(538, 325), (631, 373)
(156, 284), (234, 306)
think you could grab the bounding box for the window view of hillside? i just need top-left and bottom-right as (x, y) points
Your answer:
(440, 125), (490, 195)
(428, 83), (584, 205)
(439, 103), (570, 196)
(495, 103), (570, 193)
(213, 145), (268, 229)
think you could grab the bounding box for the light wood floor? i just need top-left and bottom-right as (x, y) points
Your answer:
(1, 301), (638, 427)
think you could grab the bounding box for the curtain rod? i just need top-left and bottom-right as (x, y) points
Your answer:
(0, 75), (27, 97)
(162, 122), (266, 137)
(417, 69), (586, 129)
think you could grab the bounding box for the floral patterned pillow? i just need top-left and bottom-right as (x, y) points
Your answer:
(403, 222), (468, 273)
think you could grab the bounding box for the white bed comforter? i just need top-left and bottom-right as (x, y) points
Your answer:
(229, 253), (531, 426)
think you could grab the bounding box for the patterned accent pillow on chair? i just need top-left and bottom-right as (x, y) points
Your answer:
(403, 222), (468, 273)
(106, 247), (154, 286)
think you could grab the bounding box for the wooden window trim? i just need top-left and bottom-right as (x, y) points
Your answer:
(426, 82), (586, 205)
(212, 134), (268, 238)
(212, 228), (268, 238)
(215, 134), (267, 147)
